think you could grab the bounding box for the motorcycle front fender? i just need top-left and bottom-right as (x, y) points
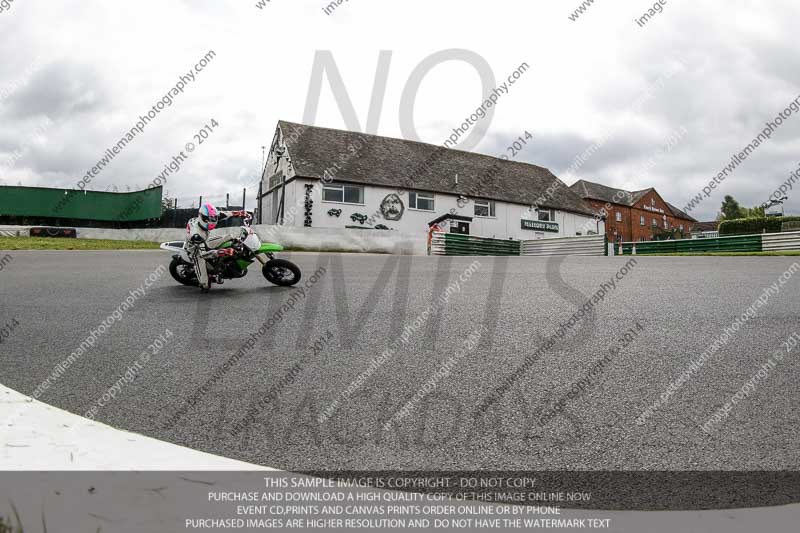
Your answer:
(258, 243), (284, 253)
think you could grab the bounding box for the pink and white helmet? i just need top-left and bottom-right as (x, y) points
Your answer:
(198, 202), (219, 230)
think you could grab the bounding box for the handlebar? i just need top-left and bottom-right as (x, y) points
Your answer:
(233, 211), (254, 226)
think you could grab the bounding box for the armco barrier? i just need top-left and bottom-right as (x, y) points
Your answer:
(521, 234), (606, 256)
(763, 231), (800, 252)
(0, 227), (26, 237)
(430, 232), (520, 256)
(620, 231), (800, 255)
(621, 235), (761, 255)
(430, 232), (607, 256)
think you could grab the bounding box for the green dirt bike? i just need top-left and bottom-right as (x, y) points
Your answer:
(160, 214), (301, 292)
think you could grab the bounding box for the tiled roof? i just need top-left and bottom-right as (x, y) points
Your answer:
(692, 221), (720, 232)
(571, 180), (636, 206)
(278, 121), (597, 217)
(570, 180), (696, 222)
(665, 202), (697, 222)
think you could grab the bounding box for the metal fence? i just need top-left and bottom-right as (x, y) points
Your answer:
(763, 231), (800, 252)
(619, 231), (800, 255)
(430, 232), (607, 257)
(521, 234), (606, 256)
(430, 233), (521, 256)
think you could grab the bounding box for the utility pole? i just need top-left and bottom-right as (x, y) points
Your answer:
(256, 181), (263, 224)
(242, 188), (246, 212)
(259, 145), (267, 223)
(226, 193), (230, 209)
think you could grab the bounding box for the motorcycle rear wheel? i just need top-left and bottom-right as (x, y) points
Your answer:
(169, 257), (200, 287)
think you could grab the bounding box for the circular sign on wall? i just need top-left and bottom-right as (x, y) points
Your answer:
(380, 193), (405, 221)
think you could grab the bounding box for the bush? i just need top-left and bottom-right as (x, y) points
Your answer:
(718, 216), (800, 235)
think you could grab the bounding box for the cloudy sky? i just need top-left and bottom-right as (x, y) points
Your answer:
(1, 0), (799, 221)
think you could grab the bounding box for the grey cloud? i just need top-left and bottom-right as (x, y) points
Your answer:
(0, 62), (111, 121)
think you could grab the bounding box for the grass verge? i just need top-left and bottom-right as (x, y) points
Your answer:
(0, 236), (160, 250)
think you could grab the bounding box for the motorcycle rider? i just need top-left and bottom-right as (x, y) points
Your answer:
(185, 202), (248, 290)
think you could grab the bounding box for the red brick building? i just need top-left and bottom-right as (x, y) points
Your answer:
(570, 180), (697, 243)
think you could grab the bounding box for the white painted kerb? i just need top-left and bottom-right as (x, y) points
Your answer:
(0, 384), (270, 471)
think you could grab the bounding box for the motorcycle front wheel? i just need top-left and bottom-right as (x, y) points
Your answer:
(169, 257), (200, 286)
(262, 259), (302, 287)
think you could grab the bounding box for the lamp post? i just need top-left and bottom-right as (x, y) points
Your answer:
(261, 146), (266, 175)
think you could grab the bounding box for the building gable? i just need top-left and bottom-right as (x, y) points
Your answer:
(631, 189), (670, 218)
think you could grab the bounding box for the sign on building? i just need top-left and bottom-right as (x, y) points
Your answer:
(521, 219), (559, 232)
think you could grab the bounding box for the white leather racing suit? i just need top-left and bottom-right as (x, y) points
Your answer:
(184, 211), (241, 289)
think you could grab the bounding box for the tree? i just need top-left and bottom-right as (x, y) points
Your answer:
(161, 191), (174, 213)
(742, 205), (765, 218)
(718, 195), (768, 220)
(719, 195), (744, 220)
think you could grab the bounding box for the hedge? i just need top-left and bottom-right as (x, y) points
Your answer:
(718, 216), (800, 236)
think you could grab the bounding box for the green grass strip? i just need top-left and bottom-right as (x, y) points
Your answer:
(0, 236), (160, 250)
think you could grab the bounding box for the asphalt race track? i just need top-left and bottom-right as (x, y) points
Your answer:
(1, 251), (799, 472)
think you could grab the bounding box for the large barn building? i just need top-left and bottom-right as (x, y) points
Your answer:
(570, 180), (697, 243)
(258, 121), (604, 241)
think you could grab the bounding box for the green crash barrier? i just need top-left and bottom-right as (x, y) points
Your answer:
(432, 233), (521, 256)
(431, 233), (608, 257)
(0, 185), (163, 222)
(620, 234), (764, 255)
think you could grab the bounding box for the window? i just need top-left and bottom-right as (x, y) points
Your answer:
(664, 219), (669, 230)
(537, 208), (555, 222)
(409, 191), (435, 211)
(474, 200), (496, 217)
(615, 212), (622, 222)
(640, 215), (645, 226)
(651, 198), (656, 206)
(652, 218), (658, 227)
(322, 182), (364, 204)
(679, 224), (684, 232)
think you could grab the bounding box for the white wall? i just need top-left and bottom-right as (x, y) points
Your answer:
(278, 178), (602, 241)
(255, 225), (425, 255)
(0, 225), (427, 255)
